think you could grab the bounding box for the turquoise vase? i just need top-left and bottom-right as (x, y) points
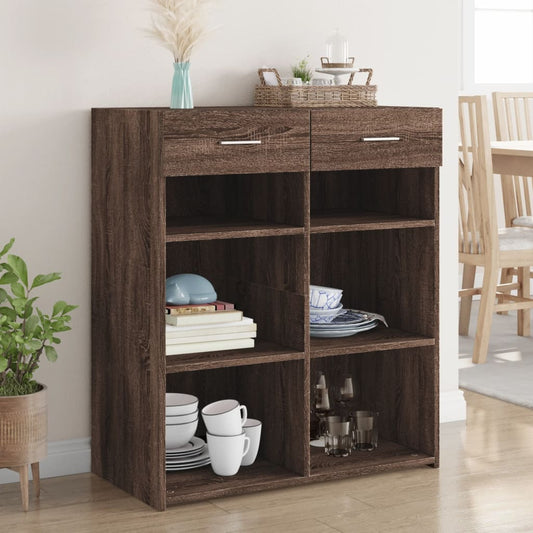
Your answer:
(170, 62), (193, 109)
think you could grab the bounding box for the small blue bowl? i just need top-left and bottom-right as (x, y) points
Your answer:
(310, 285), (343, 310)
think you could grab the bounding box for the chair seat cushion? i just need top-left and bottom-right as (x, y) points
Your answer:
(512, 216), (533, 228)
(499, 226), (533, 250)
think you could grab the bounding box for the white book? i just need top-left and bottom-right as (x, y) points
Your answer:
(165, 309), (243, 327)
(166, 330), (257, 345)
(166, 337), (255, 356)
(165, 317), (255, 338)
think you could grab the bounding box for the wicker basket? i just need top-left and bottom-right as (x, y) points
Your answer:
(255, 68), (377, 108)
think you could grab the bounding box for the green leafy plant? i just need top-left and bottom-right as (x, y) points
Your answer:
(0, 238), (77, 396)
(291, 56), (313, 83)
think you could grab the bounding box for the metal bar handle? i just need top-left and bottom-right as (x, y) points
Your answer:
(360, 136), (401, 142)
(219, 140), (262, 145)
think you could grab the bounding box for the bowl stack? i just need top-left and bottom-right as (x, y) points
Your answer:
(165, 393), (199, 449)
(310, 285), (344, 324)
(165, 393), (210, 470)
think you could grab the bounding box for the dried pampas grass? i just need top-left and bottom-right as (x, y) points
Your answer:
(147, 0), (212, 63)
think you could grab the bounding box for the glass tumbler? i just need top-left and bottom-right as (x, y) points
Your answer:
(324, 418), (352, 457)
(352, 411), (379, 451)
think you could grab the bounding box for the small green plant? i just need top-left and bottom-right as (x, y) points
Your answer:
(0, 238), (77, 396)
(292, 56), (313, 83)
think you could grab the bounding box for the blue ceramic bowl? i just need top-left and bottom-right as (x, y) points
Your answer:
(309, 285), (343, 310)
(310, 304), (344, 324)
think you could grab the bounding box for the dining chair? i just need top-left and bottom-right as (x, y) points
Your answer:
(459, 95), (533, 364)
(492, 92), (533, 293)
(493, 92), (533, 228)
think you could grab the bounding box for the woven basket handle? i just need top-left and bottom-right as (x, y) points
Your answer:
(257, 68), (282, 87)
(348, 68), (373, 86)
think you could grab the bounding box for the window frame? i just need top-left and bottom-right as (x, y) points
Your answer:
(462, 0), (533, 91)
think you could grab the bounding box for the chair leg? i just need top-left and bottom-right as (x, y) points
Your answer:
(31, 462), (40, 499)
(459, 264), (476, 336)
(498, 267), (514, 315)
(518, 266), (531, 337)
(473, 265), (498, 364)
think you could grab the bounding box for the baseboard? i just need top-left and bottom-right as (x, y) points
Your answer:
(0, 437), (91, 484)
(440, 389), (467, 423)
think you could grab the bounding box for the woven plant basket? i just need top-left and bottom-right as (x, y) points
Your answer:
(255, 68), (377, 108)
(0, 385), (47, 468)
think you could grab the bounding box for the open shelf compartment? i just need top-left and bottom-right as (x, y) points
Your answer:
(310, 168), (436, 232)
(165, 360), (308, 505)
(310, 227), (437, 350)
(166, 172), (307, 241)
(166, 235), (307, 371)
(309, 347), (438, 476)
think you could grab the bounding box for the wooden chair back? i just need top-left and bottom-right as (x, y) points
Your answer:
(458, 95), (498, 259)
(493, 92), (533, 224)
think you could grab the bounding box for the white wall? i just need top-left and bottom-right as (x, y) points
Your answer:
(0, 0), (459, 446)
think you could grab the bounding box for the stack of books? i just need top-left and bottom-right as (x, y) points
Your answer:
(165, 301), (257, 355)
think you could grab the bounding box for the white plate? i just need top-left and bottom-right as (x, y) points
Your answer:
(165, 447), (210, 466)
(166, 460), (211, 471)
(315, 67), (360, 75)
(165, 436), (205, 455)
(166, 444), (206, 457)
(310, 322), (379, 338)
(310, 438), (325, 448)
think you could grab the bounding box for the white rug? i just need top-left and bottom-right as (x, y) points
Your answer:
(459, 301), (533, 409)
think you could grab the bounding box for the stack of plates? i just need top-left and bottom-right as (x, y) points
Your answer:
(310, 309), (388, 338)
(166, 436), (210, 471)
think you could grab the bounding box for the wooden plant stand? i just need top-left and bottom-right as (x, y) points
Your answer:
(0, 385), (47, 511)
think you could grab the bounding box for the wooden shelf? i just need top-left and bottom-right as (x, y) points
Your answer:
(166, 458), (302, 505)
(166, 340), (305, 373)
(310, 211), (435, 234)
(310, 438), (435, 479)
(310, 327), (435, 359)
(166, 216), (304, 242)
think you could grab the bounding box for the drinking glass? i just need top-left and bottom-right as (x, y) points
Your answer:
(314, 386), (331, 440)
(352, 410), (378, 451)
(333, 375), (355, 417)
(324, 416), (352, 457)
(311, 371), (330, 440)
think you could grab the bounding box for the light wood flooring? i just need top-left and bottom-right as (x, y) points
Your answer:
(1, 391), (533, 532)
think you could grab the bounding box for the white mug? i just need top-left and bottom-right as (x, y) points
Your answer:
(241, 418), (262, 466)
(207, 431), (251, 476)
(201, 399), (247, 436)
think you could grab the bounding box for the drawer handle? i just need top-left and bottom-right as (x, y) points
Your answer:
(219, 140), (262, 145)
(361, 136), (401, 142)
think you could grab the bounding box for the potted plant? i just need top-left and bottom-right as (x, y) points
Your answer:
(292, 56), (313, 84)
(0, 238), (76, 511)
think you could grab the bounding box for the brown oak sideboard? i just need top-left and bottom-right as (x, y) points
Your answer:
(91, 106), (442, 510)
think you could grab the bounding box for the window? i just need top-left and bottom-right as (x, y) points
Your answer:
(463, 0), (533, 88)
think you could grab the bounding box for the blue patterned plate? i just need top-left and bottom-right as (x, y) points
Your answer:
(310, 321), (380, 338)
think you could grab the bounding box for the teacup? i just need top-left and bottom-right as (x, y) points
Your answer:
(207, 431), (250, 476)
(201, 399), (247, 436)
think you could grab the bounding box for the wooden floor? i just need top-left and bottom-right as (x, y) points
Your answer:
(1, 391), (533, 532)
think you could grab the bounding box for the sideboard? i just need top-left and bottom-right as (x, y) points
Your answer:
(91, 106), (442, 510)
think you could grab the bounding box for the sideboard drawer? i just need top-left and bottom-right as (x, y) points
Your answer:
(311, 107), (442, 171)
(162, 109), (310, 176)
